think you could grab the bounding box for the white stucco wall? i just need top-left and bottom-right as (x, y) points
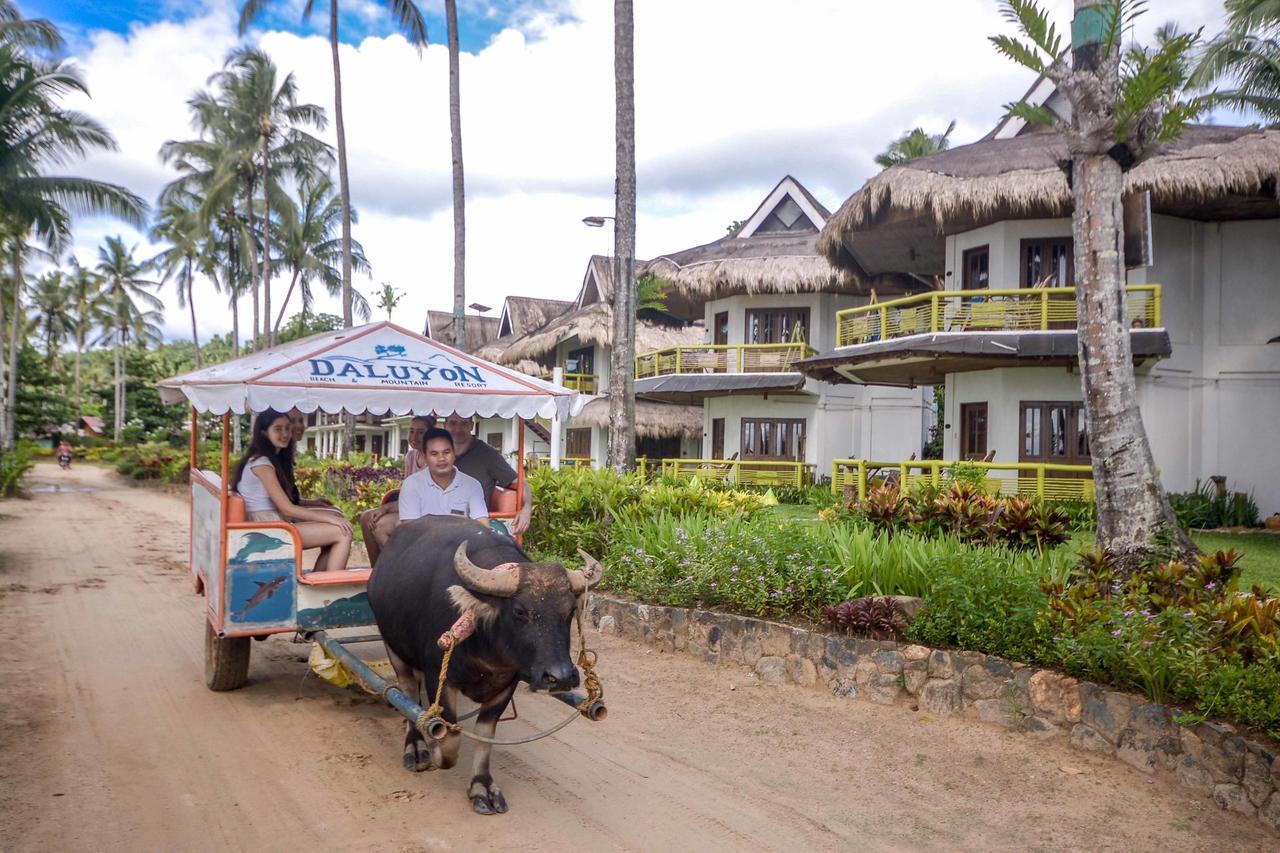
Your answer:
(941, 215), (1280, 515)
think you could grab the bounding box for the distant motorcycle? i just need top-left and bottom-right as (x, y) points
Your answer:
(58, 452), (72, 470)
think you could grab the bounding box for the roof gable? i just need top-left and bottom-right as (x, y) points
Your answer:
(986, 75), (1072, 141)
(736, 175), (830, 238)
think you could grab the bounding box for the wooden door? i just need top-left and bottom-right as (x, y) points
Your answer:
(565, 428), (591, 461)
(711, 418), (725, 459)
(959, 403), (988, 461)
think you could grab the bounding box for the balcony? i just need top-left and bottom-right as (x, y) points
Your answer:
(800, 285), (1170, 386)
(561, 372), (598, 394)
(831, 458), (1094, 501)
(635, 343), (816, 378)
(633, 343), (817, 402)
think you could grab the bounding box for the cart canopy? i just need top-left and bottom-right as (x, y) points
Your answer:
(158, 321), (590, 419)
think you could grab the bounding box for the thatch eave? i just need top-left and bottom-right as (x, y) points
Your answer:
(819, 125), (1280, 277)
(572, 397), (702, 439)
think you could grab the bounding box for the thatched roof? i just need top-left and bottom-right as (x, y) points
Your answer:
(572, 397), (703, 439)
(819, 125), (1280, 277)
(496, 301), (704, 365)
(499, 296), (573, 338)
(425, 311), (501, 353)
(644, 231), (864, 297)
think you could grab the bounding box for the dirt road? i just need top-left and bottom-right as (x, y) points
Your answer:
(0, 463), (1271, 852)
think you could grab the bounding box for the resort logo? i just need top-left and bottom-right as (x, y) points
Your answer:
(306, 345), (488, 388)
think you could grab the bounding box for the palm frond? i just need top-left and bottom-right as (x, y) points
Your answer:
(989, 34), (1046, 73)
(999, 0), (1063, 60)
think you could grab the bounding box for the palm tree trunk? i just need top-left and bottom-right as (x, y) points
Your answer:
(113, 327), (123, 442)
(261, 138), (273, 348)
(231, 289), (242, 454)
(1071, 153), (1195, 566)
(330, 0), (353, 329)
(187, 256), (201, 368)
(5, 263), (22, 452)
(246, 192), (261, 352)
(273, 268), (301, 336)
(607, 0), (637, 473)
(0, 272), (6, 452)
(445, 0), (467, 352)
(74, 342), (82, 413)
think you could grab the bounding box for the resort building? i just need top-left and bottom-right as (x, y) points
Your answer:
(478, 256), (704, 466)
(801, 84), (1280, 513)
(635, 176), (931, 483)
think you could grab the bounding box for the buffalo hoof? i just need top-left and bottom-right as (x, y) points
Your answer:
(468, 779), (508, 815)
(403, 726), (434, 773)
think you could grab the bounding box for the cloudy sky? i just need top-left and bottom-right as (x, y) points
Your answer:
(35, 0), (1233, 342)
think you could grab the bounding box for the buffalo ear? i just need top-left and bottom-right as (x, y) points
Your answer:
(567, 549), (605, 596)
(448, 585), (499, 626)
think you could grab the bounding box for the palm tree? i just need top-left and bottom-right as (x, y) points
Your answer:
(0, 46), (146, 249)
(212, 48), (330, 348)
(151, 195), (205, 367)
(1194, 0), (1280, 125)
(95, 237), (163, 441)
(375, 283), (402, 320)
(237, 0), (427, 333)
(271, 175), (370, 334)
(0, 0), (61, 51)
(607, 0), (638, 474)
(64, 256), (103, 413)
(28, 269), (72, 364)
(874, 121), (957, 169)
(443, 0), (467, 351)
(990, 0), (1208, 568)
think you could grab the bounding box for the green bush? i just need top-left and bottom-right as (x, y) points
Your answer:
(1168, 480), (1261, 529)
(524, 468), (763, 561)
(1, 445), (36, 496)
(907, 552), (1058, 663)
(114, 442), (188, 482)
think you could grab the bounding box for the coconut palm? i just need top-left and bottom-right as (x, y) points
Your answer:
(874, 121), (957, 169)
(95, 237), (163, 441)
(151, 195), (207, 367)
(271, 174), (370, 333)
(64, 256), (104, 413)
(607, 0), (638, 473)
(0, 46), (146, 249)
(1194, 0), (1280, 125)
(27, 269), (72, 364)
(990, 0), (1208, 567)
(237, 0), (427, 332)
(212, 48), (330, 348)
(375, 283), (402, 320)
(443, 0), (467, 351)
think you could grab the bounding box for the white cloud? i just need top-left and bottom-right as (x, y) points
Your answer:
(60, 0), (1232, 343)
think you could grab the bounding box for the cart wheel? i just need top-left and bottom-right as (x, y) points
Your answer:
(205, 620), (251, 691)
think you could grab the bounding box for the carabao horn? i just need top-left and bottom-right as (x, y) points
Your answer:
(567, 549), (605, 595)
(454, 541), (520, 597)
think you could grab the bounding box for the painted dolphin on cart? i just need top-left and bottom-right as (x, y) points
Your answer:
(155, 320), (590, 693)
(233, 574), (288, 618)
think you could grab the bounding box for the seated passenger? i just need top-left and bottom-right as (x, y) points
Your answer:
(442, 413), (532, 534)
(359, 414), (433, 566)
(233, 409), (353, 573)
(397, 428), (488, 525)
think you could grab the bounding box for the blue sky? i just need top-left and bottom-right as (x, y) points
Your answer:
(23, 0), (568, 55)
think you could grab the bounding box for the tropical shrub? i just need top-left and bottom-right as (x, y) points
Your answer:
(1167, 480), (1261, 529)
(822, 596), (906, 639)
(1, 444), (36, 496)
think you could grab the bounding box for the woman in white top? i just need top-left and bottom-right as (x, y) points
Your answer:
(233, 409), (353, 572)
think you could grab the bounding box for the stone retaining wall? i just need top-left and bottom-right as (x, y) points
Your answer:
(586, 594), (1280, 834)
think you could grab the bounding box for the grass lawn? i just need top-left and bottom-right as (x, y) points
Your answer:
(1064, 529), (1280, 591)
(767, 504), (822, 523)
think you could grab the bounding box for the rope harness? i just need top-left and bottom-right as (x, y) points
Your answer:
(417, 568), (605, 747)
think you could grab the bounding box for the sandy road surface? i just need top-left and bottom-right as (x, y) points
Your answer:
(0, 463), (1272, 852)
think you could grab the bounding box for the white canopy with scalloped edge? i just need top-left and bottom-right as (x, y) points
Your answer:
(158, 321), (590, 419)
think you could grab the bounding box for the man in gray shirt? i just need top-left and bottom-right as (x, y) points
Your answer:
(442, 413), (533, 533)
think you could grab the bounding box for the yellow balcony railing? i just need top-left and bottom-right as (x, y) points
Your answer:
(529, 455), (594, 469)
(635, 343), (816, 379)
(831, 458), (1094, 502)
(834, 285), (1162, 348)
(561, 372), (598, 393)
(662, 457), (814, 487)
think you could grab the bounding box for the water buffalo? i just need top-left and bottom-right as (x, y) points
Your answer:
(367, 515), (602, 815)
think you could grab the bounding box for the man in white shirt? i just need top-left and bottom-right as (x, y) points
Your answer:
(398, 428), (489, 524)
(360, 415), (433, 565)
